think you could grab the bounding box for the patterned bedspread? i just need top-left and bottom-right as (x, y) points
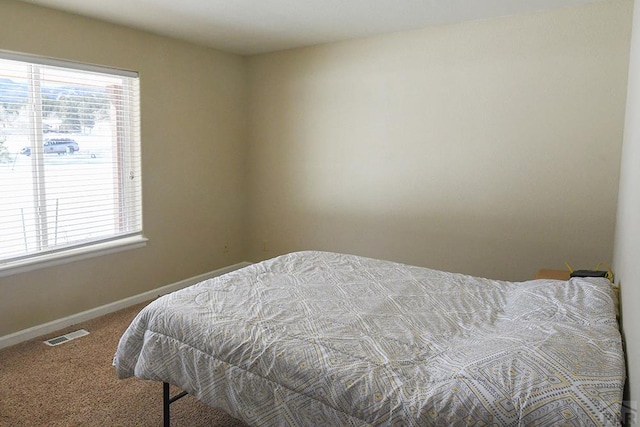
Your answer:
(114, 251), (625, 426)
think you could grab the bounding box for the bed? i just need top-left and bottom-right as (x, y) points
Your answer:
(114, 251), (625, 426)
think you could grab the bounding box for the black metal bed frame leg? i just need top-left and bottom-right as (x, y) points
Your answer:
(163, 382), (171, 427)
(163, 382), (189, 427)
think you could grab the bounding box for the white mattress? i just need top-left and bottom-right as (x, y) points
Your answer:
(114, 251), (625, 426)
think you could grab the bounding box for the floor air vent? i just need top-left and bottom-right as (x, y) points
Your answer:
(44, 329), (90, 346)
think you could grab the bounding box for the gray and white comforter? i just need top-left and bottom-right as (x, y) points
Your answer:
(114, 251), (625, 426)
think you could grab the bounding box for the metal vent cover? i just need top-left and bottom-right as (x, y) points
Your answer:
(44, 329), (90, 346)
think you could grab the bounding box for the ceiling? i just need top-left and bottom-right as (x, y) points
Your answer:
(21, 0), (606, 55)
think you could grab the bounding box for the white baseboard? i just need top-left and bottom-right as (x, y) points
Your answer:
(0, 261), (252, 350)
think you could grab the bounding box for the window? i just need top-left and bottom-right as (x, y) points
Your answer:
(0, 52), (144, 275)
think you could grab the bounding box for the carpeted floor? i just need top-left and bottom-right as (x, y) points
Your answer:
(0, 301), (249, 427)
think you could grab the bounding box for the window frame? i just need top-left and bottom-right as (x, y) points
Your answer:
(0, 51), (146, 277)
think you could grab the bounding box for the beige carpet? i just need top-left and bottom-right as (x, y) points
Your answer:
(0, 301), (249, 427)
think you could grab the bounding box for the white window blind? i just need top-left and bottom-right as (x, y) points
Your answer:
(0, 52), (143, 274)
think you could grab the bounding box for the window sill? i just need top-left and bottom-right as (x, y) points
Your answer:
(0, 236), (148, 278)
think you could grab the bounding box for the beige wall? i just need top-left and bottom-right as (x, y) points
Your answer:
(614, 0), (640, 416)
(0, 0), (247, 336)
(0, 0), (634, 347)
(246, 1), (633, 281)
